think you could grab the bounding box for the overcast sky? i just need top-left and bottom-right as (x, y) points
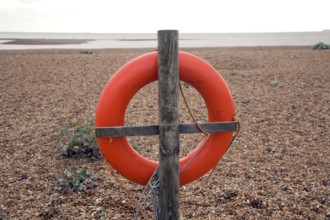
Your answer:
(0, 0), (329, 33)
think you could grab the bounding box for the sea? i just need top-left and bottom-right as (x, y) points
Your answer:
(0, 32), (329, 50)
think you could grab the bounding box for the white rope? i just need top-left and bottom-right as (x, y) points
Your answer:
(134, 167), (160, 220)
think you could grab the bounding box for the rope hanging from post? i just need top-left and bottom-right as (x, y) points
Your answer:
(179, 82), (208, 135)
(134, 167), (160, 220)
(178, 81), (241, 198)
(181, 118), (240, 198)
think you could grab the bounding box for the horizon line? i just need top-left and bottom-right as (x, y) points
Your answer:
(1, 30), (329, 34)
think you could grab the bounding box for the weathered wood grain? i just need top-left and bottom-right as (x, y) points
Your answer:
(157, 30), (180, 220)
(95, 122), (238, 138)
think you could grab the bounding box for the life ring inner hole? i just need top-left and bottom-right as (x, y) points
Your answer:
(124, 80), (208, 162)
(124, 81), (159, 161)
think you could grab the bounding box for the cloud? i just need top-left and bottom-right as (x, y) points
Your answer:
(0, 0), (329, 32)
(18, 0), (44, 3)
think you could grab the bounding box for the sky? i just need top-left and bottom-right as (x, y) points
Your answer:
(0, 0), (329, 33)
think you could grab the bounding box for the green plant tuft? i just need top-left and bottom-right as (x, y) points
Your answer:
(79, 50), (93, 54)
(270, 80), (284, 88)
(56, 168), (96, 193)
(266, 145), (277, 153)
(312, 42), (330, 50)
(181, 81), (190, 88)
(231, 71), (247, 77)
(60, 119), (101, 159)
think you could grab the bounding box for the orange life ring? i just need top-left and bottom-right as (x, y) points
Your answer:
(95, 51), (235, 186)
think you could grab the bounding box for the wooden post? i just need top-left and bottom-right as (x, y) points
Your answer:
(158, 30), (180, 219)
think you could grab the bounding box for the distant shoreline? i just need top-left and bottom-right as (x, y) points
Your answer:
(1, 32), (329, 49)
(2, 39), (91, 45)
(1, 38), (200, 45)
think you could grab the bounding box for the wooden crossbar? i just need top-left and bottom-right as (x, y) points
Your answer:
(95, 121), (238, 138)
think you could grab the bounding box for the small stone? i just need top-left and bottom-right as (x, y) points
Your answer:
(95, 198), (102, 205)
(241, 98), (251, 104)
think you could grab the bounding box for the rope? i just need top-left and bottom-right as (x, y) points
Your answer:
(134, 167), (160, 220)
(179, 81), (241, 198)
(179, 82), (208, 135)
(180, 133), (211, 173)
(181, 117), (240, 198)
